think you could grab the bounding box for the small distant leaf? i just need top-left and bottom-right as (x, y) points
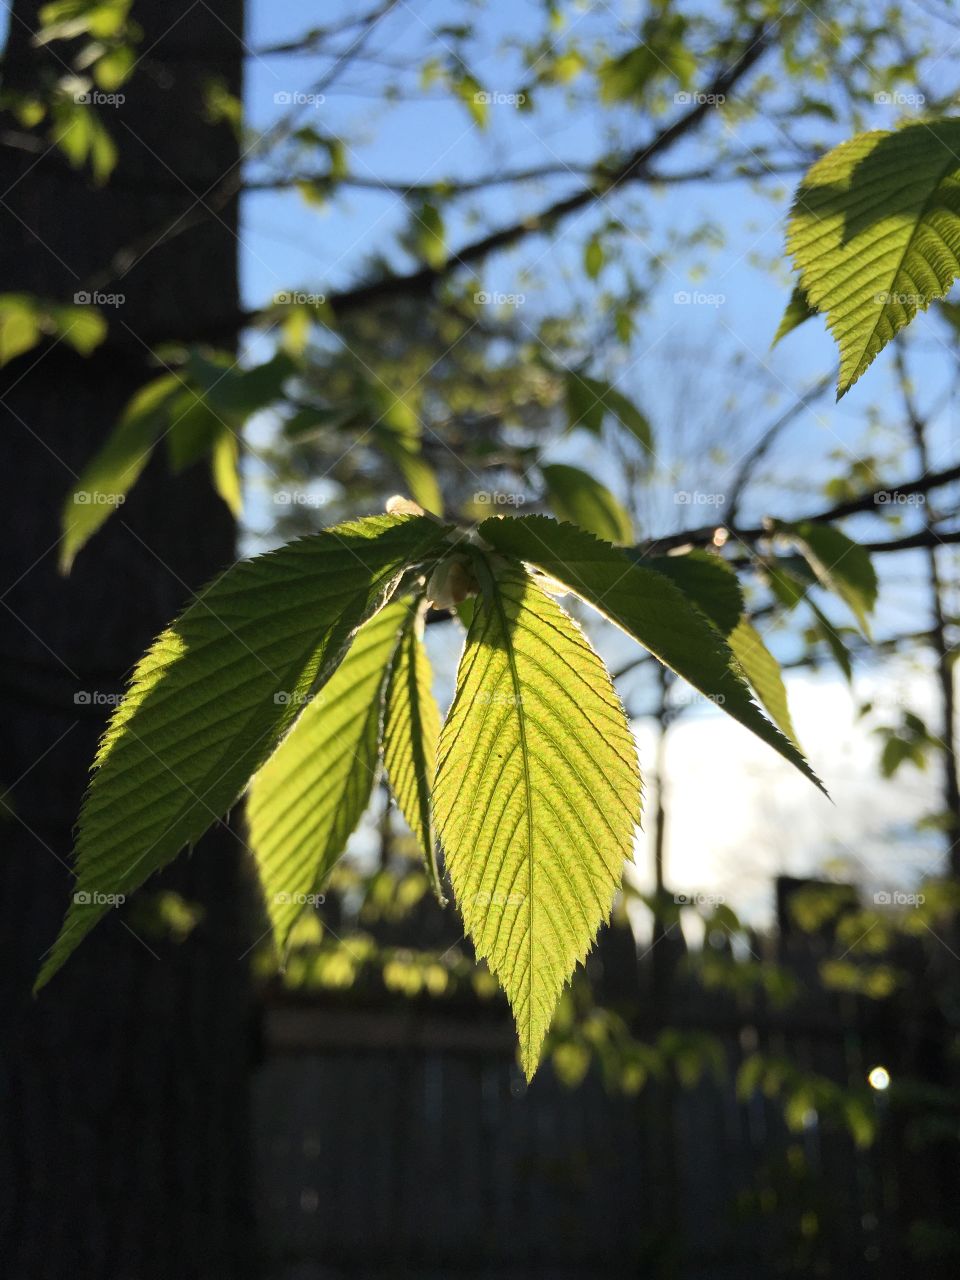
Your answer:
(480, 516), (823, 790)
(248, 598), (412, 950)
(94, 44), (135, 90)
(787, 121), (960, 395)
(414, 202), (446, 269)
(843, 1097), (876, 1150)
(598, 20), (694, 103)
(584, 235), (605, 279)
(382, 604), (443, 899)
(562, 370), (652, 454)
(615, 309), (633, 344)
(166, 391), (221, 471)
(282, 406), (352, 439)
(60, 373), (182, 571)
(541, 462), (633, 543)
(0, 294), (41, 365)
(564, 370), (606, 433)
(599, 45), (661, 102)
(203, 77), (243, 134)
(39, 0), (132, 41)
(0, 295), (108, 365)
(279, 304), (311, 355)
(434, 561), (641, 1079)
(808, 600), (854, 682)
(373, 424), (443, 517)
(369, 389), (442, 516)
(210, 428), (242, 517)
(455, 71), (487, 126)
(51, 100), (117, 182)
(12, 94), (46, 127)
(781, 520), (877, 637)
(604, 386), (653, 454)
(53, 303), (108, 355)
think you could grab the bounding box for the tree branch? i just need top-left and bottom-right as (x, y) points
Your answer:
(100, 19), (774, 345)
(639, 460), (960, 557)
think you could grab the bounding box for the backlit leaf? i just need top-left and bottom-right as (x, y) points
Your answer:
(248, 598), (412, 950)
(480, 516), (823, 790)
(434, 560), (641, 1079)
(787, 121), (960, 394)
(36, 514), (451, 988)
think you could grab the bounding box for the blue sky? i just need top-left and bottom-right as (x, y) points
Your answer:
(237, 0), (958, 518)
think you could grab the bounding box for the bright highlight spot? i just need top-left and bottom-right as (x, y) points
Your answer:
(868, 1065), (891, 1091)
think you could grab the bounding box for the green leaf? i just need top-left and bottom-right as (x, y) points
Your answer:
(36, 514), (452, 989)
(479, 516), (823, 791)
(39, 0), (132, 41)
(787, 121), (960, 395)
(643, 550), (744, 636)
(210, 428), (242, 517)
(53, 303), (108, 355)
(584, 234), (605, 279)
(772, 283), (817, 347)
(0, 294), (41, 365)
(780, 520), (877, 638)
(599, 45), (662, 102)
(281, 406), (352, 439)
(51, 100), (117, 182)
(382, 604), (443, 900)
(0, 294), (109, 365)
(367, 385), (443, 515)
(764, 555), (817, 610)
(414, 201), (446, 269)
(60, 373), (182, 572)
(166, 390), (222, 471)
(434, 560), (641, 1079)
(562, 371), (652, 454)
(248, 598), (412, 951)
(603, 386), (653, 454)
(728, 617), (799, 747)
(564, 370), (606, 433)
(455, 71), (487, 126)
(598, 19), (694, 103)
(94, 44), (135, 90)
(808, 600), (853, 682)
(184, 348), (294, 419)
(373, 424), (443, 516)
(541, 462), (633, 543)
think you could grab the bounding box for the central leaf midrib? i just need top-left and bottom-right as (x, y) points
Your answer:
(490, 571), (536, 1063)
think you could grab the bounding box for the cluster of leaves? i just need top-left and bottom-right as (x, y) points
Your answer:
(0, 292), (106, 366)
(1, 0), (142, 184)
(33, 10), (960, 1081)
(55, 294), (656, 569)
(58, 347), (298, 569)
(738, 1052), (877, 1147)
(39, 506), (826, 1077)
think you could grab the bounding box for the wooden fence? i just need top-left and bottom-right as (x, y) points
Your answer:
(251, 882), (960, 1279)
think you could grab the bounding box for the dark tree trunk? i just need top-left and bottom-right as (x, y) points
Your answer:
(0, 3), (255, 1277)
